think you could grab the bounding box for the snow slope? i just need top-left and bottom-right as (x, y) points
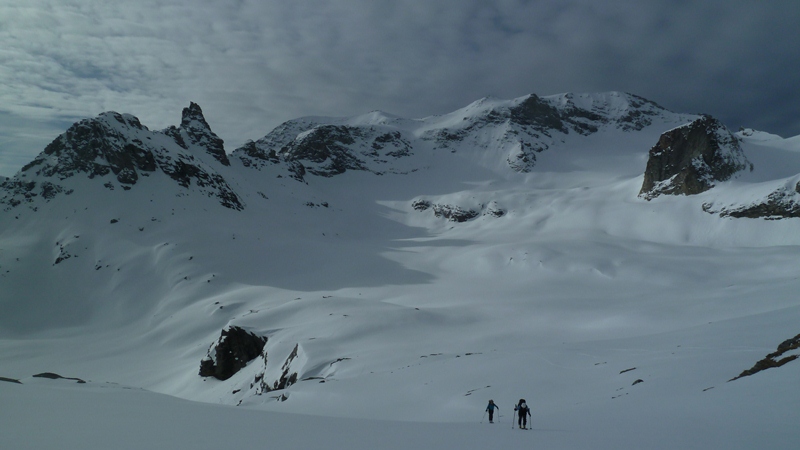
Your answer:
(1, 92), (799, 449)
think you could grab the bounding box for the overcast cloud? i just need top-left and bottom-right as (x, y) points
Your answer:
(1, 0), (799, 176)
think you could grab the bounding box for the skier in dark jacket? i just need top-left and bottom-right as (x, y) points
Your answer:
(514, 398), (531, 429)
(485, 399), (499, 423)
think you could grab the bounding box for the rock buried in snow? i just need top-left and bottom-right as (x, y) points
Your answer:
(432, 204), (479, 222)
(32, 372), (86, 383)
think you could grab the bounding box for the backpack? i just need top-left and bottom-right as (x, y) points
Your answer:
(518, 401), (528, 412)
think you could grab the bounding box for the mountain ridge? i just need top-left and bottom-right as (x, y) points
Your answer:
(1, 91), (800, 425)
(2, 91), (694, 211)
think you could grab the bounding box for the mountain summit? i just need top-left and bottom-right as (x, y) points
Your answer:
(1, 102), (242, 210)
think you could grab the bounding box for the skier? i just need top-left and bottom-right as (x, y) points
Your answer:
(514, 398), (531, 429)
(485, 399), (499, 423)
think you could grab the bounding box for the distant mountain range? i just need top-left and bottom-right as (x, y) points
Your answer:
(1, 92), (799, 422)
(5, 91), (796, 218)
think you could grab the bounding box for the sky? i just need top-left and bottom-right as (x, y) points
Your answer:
(1, 0), (799, 177)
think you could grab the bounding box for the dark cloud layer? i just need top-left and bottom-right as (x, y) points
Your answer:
(1, 0), (798, 176)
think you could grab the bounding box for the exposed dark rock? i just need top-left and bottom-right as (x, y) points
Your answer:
(1, 105), (243, 210)
(704, 182), (800, 219)
(163, 126), (188, 149)
(286, 161), (307, 182)
(177, 102), (230, 166)
(235, 140), (280, 166)
(432, 204), (479, 222)
(281, 125), (367, 177)
(32, 372), (86, 383)
(730, 333), (800, 381)
(30, 114), (156, 186)
(0, 376), (22, 384)
(616, 94), (670, 131)
(372, 131), (412, 157)
(414, 200), (505, 222)
(0, 178), (74, 208)
(639, 115), (752, 199)
(508, 94), (569, 134)
(249, 343), (304, 396)
(261, 124), (415, 179)
(412, 200), (432, 211)
(274, 344), (300, 391)
(199, 326), (268, 381)
(53, 242), (75, 265)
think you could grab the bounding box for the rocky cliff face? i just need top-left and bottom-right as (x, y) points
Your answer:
(639, 115), (752, 200)
(0, 103), (243, 210)
(199, 326), (268, 381)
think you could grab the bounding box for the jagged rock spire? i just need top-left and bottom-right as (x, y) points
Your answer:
(173, 102), (230, 166)
(181, 102), (212, 130)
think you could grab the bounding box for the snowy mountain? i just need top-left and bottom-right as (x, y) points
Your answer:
(2, 91), (799, 449)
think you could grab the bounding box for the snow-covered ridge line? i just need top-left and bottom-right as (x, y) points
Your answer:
(1, 91), (800, 449)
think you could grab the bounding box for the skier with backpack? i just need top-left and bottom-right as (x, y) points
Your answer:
(514, 398), (531, 429)
(485, 399), (499, 423)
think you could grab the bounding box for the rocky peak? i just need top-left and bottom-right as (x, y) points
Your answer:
(639, 115), (752, 199)
(19, 113), (157, 186)
(167, 102), (229, 166)
(1, 106), (244, 211)
(181, 102), (211, 130)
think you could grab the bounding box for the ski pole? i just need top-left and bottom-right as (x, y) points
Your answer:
(481, 410), (486, 423)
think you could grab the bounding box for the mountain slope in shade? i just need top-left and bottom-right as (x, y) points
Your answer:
(1, 92), (799, 449)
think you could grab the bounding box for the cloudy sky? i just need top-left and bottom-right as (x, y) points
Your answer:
(1, 0), (799, 177)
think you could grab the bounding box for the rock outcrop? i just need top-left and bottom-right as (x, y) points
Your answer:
(412, 199), (504, 222)
(639, 115), (752, 200)
(730, 333), (800, 381)
(199, 326), (268, 381)
(703, 181), (800, 219)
